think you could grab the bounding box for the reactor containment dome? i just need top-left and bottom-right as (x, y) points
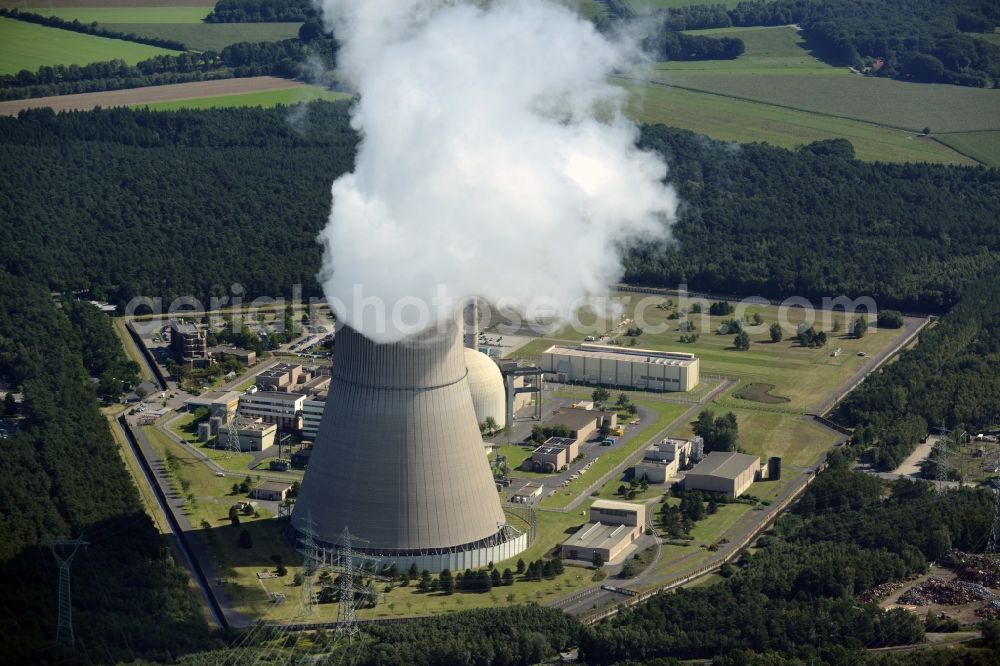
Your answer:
(463, 347), (506, 431)
(291, 320), (527, 571)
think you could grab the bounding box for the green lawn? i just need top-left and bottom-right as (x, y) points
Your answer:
(32, 6), (210, 23)
(136, 87), (352, 110)
(0, 16), (180, 74)
(688, 503), (751, 543)
(658, 25), (843, 75)
(618, 79), (975, 165)
(518, 298), (911, 416)
(935, 131), (1000, 167)
(101, 21), (302, 52)
(623, 24), (1000, 165)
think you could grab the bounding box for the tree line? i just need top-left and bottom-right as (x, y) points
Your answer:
(0, 8), (187, 50)
(836, 276), (1000, 471)
(580, 458), (994, 662)
(0, 35), (337, 101)
(4, 109), (998, 318)
(205, 0), (315, 23)
(0, 271), (216, 663)
(641, 0), (1000, 87)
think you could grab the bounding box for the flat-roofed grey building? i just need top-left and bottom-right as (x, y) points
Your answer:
(541, 343), (699, 392)
(684, 451), (761, 497)
(291, 321), (527, 572)
(561, 499), (646, 563)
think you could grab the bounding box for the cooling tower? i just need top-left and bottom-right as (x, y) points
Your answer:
(291, 320), (527, 572)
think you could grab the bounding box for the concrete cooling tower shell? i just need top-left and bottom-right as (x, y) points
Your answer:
(292, 321), (527, 572)
(463, 348), (506, 430)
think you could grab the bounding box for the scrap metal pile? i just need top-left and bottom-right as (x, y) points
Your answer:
(946, 550), (1000, 588)
(897, 578), (989, 606)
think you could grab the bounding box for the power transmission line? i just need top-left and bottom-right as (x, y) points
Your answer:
(45, 537), (89, 649)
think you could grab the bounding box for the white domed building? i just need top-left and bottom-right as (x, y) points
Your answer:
(464, 348), (506, 431)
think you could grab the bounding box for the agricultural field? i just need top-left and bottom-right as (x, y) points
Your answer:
(30, 6), (210, 23)
(137, 86), (352, 110)
(618, 79), (975, 165)
(935, 131), (1000, 167)
(628, 25), (1000, 165)
(0, 16), (180, 74)
(658, 24), (843, 75)
(99, 22), (301, 51)
(559, 0), (606, 20)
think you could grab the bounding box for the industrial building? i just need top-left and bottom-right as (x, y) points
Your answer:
(291, 321), (528, 572)
(561, 499), (646, 563)
(238, 391), (305, 430)
(540, 343), (699, 392)
(684, 451), (761, 497)
(525, 436), (579, 473)
(526, 444), (568, 473)
(464, 348), (507, 430)
(170, 320), (208, 366)
(250, 480), (294, 502)
(217, 418), (277, 452)
(209, 345), (257, 366)
(543, 406), (616, 444)
(510, 482), (544, 503)
(300, 391), (327, 440)
(634, 460), (674, 484)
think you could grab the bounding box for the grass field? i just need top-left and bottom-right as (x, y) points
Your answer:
(99, 22), (301, 51)
(671, 409), (839, 468)
(935, 131), (1000, 167)
(626, 24), (1000, 165)
(659, 25), (843, 75)
(0, 16), (180, 73)
(619, 79), (975, 165)
(136, 87), (352, 110)
(31, 6), (210, 23)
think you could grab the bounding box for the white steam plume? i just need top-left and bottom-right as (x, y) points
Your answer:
(316, 0), (678, 342)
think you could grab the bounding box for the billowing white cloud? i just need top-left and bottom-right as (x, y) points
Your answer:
(317, 0), (678, 342)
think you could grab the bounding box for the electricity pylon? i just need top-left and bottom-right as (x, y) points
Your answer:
(46, 537), (89, 649)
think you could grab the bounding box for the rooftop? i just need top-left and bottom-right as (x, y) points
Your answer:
(591, 499), (643, 514)
(255, 480), (293, 493)
(688, 451), (760, 480)
(544, 436), (577, 448)
(170, 320), (201, 335)
(544, 409), (600, 431)
(242, 391), (306, 402)
(544, 343), (697, 367)
(533, 446), (565, 457)
(565, 521), (633, 550)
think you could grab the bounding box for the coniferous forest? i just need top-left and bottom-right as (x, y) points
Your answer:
(2, 101), (1000, 663)
(1, 104), (998, 313)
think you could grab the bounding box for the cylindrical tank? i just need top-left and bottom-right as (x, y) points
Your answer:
(197, 421), (211, 443)
(768, 456), (782, 480)
(209, 416), (222, 436)
(464, 348), (507, 431)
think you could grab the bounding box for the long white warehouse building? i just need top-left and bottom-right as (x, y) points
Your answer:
(540, 343), (699, 392)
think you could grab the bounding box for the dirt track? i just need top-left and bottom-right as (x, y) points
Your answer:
(0, 77), (310, 116)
